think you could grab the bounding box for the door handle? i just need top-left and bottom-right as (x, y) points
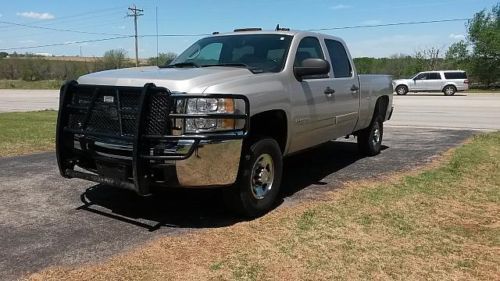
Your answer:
(324, 87), (335, 95)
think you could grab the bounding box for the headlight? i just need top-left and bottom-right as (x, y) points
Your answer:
(182, 98), (236, 133)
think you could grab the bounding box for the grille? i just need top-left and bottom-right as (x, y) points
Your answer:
(67, 86), (171, 137)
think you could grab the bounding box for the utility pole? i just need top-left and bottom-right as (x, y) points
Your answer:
(127, 5), (143, 67)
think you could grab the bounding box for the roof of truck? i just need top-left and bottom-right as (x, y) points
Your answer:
(208, 29), (345, 44)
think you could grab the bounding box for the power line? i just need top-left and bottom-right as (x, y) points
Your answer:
(0, 5), (128, 29)
(308, 18), (470, 32)
(0, 36), (132, 51)
(0, 20), (128, 36)
(0, 17), (472, 52)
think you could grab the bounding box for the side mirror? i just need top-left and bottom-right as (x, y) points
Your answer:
(294, 58), (330, 81)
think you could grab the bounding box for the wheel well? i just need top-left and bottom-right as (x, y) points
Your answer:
(374, 96), (389, 119)
(396, 84), (407, 90)
(442, 84), (457, 91)
(248, 110), (287, 153)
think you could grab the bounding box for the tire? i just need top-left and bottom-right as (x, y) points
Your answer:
(395, 85), (408, 95)
(443, 85), (456, 96)
(223, 138), (283, 218)
(358, 116), (384, 156)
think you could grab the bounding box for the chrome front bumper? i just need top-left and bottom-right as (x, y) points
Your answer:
(71, 138), (243, 189)
(175, 139), (242, 187)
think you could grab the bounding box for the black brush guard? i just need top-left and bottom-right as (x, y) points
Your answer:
(56, 80), (250, 195)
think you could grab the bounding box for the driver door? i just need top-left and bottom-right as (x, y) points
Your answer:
(289, 36), (334, 152)
(413, 72), (429, 91)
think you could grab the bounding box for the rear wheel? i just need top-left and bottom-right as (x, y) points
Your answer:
(223, 138), (283, 218)
(357, 116), (383, 156)
(443, 85), (456, 96)
(396, 85), (408, 95)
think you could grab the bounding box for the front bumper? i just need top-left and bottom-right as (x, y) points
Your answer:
(56, 81), (249, 195)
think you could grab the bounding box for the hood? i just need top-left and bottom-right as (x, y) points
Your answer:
(77, 66), (256, 93)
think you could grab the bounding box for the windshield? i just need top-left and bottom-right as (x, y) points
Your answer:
(170, 34), (293, 73)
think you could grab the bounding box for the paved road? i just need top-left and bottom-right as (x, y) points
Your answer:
(0, 89), (59, 112)
(0, 127), (474, 280)
(388, 93), (500, 131)
(1, 89), (499, 132)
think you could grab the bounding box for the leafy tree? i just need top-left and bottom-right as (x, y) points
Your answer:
(445, 41), (470, 70)
(0, 52), (8, 58)
(148, 52), (177, 66)
(102, 49), (128, 69)
(467, 3), (500, 86)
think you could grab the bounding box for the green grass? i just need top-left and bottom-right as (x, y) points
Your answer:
(0, 79), (63, 89)
(0, 110), (57, 157)
(213, 132), (500, 280)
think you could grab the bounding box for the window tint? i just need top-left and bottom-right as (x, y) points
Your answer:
(444, 72), (467, 79)
(428, 73), (441, 80)
(294, 37), (324, 67)
(325, 39), (352, 78)
(195, 43), (223, 65)
(414, 73), (427, 80)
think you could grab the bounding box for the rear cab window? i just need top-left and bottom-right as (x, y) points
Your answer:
(324, 39), (353, 78)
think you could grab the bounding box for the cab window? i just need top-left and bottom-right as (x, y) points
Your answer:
(414, 73), (428, 80)
(294, 37), (324, 67)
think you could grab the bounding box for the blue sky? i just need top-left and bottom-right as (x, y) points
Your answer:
(0, 0), (497, 58)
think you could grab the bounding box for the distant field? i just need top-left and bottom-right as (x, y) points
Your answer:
(0, 110), (57, 157)
(0, 80), (63, 89)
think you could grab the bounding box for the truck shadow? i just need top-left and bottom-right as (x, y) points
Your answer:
(78, 140), (387, 231)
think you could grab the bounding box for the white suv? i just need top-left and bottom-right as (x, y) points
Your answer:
(393, 70), (469, 96)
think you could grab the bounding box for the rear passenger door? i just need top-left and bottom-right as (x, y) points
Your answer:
(324, 39), (359, 136)
(425, 72), (444, 91)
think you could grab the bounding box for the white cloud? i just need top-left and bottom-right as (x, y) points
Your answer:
(449, 33), (465, 40)
(19, 39), (36, 44)
(330, 4), (351, 10)
(361, 20), (382, 25)
(16, 11), (55, 20)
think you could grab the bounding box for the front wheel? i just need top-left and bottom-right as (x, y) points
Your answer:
(357, 116), (384, 156)
(223, 138), (283, 218)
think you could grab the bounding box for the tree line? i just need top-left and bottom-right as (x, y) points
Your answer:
(0, 50), (177, 82)
(355, 3), (499, 88)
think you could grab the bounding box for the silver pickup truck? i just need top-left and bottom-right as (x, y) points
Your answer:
(56, 29), (393, 217)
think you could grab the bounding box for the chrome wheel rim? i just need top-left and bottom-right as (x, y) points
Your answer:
(397, 87), (405, 95)
(445, 87), (454, 95)
(250, 154), (274, 200)
(372, 123), (381, 147)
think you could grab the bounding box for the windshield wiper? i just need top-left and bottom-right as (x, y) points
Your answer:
(201, 63), (264, 73)
(161, 62), (200, 68)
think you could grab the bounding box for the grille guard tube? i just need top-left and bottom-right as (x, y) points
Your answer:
(56, 80), (250, 196)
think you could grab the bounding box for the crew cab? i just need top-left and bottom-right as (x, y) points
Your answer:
(393, 70), (469, 96)
(56, 29), (393, 217)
